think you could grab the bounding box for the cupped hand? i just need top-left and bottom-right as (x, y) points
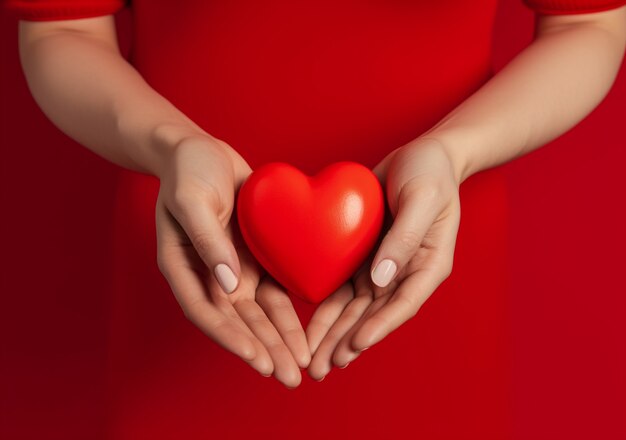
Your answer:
(155, 135), (310, 388)
(306, 138), (461, 380)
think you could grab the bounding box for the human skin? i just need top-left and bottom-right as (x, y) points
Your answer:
(17, 17), (311, 389)
(306, 6), (626, 380)
(16, 6), (626, 386)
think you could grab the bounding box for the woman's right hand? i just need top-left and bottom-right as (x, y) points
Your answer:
(155, 134), (310, 388)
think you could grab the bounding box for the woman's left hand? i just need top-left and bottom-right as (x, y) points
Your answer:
(306, 138), (462, 380)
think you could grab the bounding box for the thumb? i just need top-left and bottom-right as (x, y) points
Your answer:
(370, 183), (441, 288)
(170, 194), (242, 294)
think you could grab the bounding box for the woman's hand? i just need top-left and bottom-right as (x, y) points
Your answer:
(155, 135), (310, 388)
(306, 138), (461, 380)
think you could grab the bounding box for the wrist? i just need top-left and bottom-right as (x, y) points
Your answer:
(407, 131), (473, 186)
(148, 123), (218, 178)
(150, 122), (249, 183)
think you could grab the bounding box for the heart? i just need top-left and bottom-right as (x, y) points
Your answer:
(236, 161), (384, 304)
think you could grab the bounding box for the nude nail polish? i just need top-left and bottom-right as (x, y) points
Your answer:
(371, 259), (397, 287)
(214, 263), (238, 294)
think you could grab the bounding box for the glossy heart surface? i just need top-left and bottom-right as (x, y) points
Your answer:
(236, 162), (384, 303)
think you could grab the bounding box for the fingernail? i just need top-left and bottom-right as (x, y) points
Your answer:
(214, 263), (238, 294)
(371, 259), (397, 287)
(339, 362), (350, 369)
(316, 375), (326, 382)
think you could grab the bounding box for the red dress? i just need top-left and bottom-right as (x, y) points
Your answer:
(5, 0), (625, 438)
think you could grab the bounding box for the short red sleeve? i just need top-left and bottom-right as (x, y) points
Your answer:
(523, 0), (626, 14)
(3, 0), (128, 21)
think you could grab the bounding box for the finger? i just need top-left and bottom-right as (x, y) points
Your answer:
(167, 191), (241, 295)
(159, 253), (263, 366)
(234, 299), (302, 389)
(161, 264), (275, 377)
(357, 202), (459, 350)
(157, 203), (274, 377)
(256, 277), (311, 369)
(331, 293), (391, 368)
(305, 282), (354, 356)
(307, 292), (375, 381)
(209, 292), (277, 378)
(371, 146), (401, 183)
(307, 275), (375, 380)
(354, 258), (452, 352)
(370, 181), (442, 288)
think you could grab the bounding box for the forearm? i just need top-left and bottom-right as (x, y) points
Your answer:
(420, 7), (626, 184)
(18, 18), (210, 177)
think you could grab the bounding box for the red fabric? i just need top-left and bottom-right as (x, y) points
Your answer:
(2, 0), (127, 21)
(523, 0), (626, 14)
(2, 1), (625, 439)
(4, 0), (626, 21)
(106, 2), (512, 439)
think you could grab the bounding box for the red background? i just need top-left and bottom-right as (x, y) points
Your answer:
(1, 1), (625, 439)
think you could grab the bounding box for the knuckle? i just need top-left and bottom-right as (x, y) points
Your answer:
(191, 231), (220, 256)
(156, 251), (169, 276)
(170, 185), (200, 212)
(244, 310), (269, 326)
(170, 183), (222, 215)
(343, 297), (369, 319)
(439, 256), (454, 280)
(182, 300), (218, 329)
(400, 178), (440, 205)
(281, 326), (302, 339)
(324, 326), (344, 343)
(181, 299), (202, 322)
(181, 303), (196, 323)
(256, 286), (289, 309)
(265, 295), (291, 310)
(156, 247), (179, 280)
(265, 338), (287, 351)
(341, 306), (361, 322)
(397, 294), (420, 318)
(394, 228), (422, 251)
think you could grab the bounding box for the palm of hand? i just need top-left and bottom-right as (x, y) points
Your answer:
(158, 137), (459, 386)
(306, 141), (461, 380)
(156, 138), (309, 388)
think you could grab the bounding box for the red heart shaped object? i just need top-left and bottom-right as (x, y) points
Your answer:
(236, 161), (384, 304)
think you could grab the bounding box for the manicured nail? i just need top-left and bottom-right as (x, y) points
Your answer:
(371, 259), (397, 287)
(214, 263), (238, 294)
